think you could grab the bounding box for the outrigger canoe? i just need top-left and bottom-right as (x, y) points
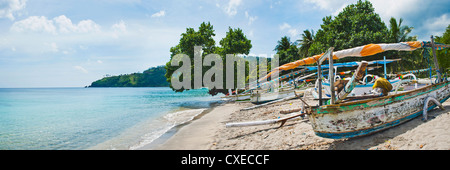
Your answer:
(226, 39), (450, 139)
(307, 81), (450, 139)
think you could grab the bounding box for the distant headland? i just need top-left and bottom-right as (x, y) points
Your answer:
(88, 65), (169, 87)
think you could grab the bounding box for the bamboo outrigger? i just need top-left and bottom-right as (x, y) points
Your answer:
(227, 37), (450, 139)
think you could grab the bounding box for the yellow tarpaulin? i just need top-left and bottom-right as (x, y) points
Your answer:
(372, 78), (393, 95)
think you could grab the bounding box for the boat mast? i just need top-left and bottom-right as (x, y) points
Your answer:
(431, 35), (441, 83)
(317, 47), (334, 106)
(328, 48), (336, 104)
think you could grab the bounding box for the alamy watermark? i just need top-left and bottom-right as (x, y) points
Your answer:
(171, 46), (279, 90)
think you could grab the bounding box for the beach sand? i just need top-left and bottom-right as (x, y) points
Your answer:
(149, 103), (242, 150)
(151, 97), (450, 150)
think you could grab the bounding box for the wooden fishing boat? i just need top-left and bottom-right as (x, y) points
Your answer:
(307, 39), (450, 139)
(307, 81), (450, 139)
(226, 39), (450, 139)
(221, 93), (251, 101)
(250, 87), (306, 104)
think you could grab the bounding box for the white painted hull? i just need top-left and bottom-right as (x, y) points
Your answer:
(309, 81), (450, 139)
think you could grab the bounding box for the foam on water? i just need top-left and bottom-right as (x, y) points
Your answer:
(128, 108), (206, 150)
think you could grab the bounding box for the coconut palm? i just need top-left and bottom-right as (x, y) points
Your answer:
(297, 29), (315, 58)
(274, 36), (291, 52)
(389, 17), (415, 43)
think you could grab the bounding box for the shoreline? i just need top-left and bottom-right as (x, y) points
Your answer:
(137, 100), (241, 150)
(142, 95), (450, 150)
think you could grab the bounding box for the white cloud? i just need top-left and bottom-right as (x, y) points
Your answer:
(248, 30), (254, 37)
(279, 22), (298, 38)
(245, 11), (257, 25)
(288, 29), (299, 38)
(11, 15), (101, 34)
(112, 20), (127, 33)
(10, 16), (57, 34)
(370, 0), (428, 23)
(279, 23), (291, 30)
(75, 19), (101, 33)
(0, 0), (26, 20)
(54, 15), (101, 33)
(74, 66), (88, 73)
(111, 20), (127, 38)
(224, 0), (242, 16)
(423, 13), (450, 37)
(53, 15), (76, 33)
(304, 0), (432, 24)
(151, 10), (165, 18)
(46, 42), (58, 52)
(304, 0), (350, 14)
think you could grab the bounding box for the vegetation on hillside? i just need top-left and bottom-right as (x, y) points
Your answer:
(89, 66), (169, 87)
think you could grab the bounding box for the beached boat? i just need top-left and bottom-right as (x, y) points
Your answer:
(249, 73), (315, 104)
(308, 81), (450, 139)
(227, 39), (450, 139)
(306, 39), (450, 139)
(250, 87), (306, 104)
(221, 93), (251, 101)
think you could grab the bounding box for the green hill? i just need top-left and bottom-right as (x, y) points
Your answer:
(89, 65), (169, 87)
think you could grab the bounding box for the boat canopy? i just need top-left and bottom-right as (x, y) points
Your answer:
(302, 59), (397, 71)
(261, 41), (450, 81)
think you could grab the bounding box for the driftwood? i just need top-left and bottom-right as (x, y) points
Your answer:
(226, 112), (306, 128)
(280, 108), (302, 114)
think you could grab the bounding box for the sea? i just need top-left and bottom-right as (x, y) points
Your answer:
(0, 87), (223, 150)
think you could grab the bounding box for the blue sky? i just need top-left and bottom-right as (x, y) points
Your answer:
(0, 0), (449, 87)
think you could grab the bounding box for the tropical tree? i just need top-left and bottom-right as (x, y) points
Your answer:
(309, 0), (388, 61)
(274, 36), (301, 65)
(165, 22), (216, 93)
(216, 27), (252, 56)
(211, 27), (252, 95)
(435, 24), (450, 71)
(388, 17), (415, 43)
(386, 17), (425, 73)
(297, 29), (315, 58)
(274, 36), (291, 52)
(306, 0), (426, 75)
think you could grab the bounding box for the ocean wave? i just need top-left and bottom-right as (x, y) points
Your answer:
(129, 108), (207, 150)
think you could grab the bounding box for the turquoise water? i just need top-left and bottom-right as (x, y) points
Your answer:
(0, 87), (222, 150)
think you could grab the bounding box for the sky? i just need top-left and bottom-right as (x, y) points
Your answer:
(0, 0), (449, 88)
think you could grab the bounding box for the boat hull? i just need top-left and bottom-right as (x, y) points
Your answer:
(250, 89), (304, 103)
(309, 81), (450, 139)
(221, 94), (251, 101)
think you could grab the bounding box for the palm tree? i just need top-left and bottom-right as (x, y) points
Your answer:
(297, 29), (315, 58)
(388, 17), (418, 73)
(389, 17), (414, 43)
(274, 36), (291, 53)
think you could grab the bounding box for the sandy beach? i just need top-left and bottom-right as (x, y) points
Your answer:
(150, 96), (450, 150)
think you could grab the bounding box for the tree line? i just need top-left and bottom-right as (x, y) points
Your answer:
(89, 65), (169, 87)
